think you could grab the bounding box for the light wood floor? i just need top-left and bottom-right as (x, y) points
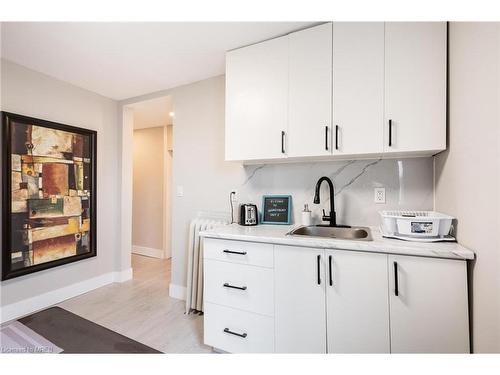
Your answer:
(59, 254), (211, 353)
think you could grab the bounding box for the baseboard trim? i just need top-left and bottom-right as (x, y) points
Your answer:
(114, 267), (133, 282)
(1, 268), (134, 324)
(169, 283), (187, 301)
(132, 245), (164, 259)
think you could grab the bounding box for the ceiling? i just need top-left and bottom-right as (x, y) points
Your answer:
(130, 96), (173, 130)
(1, 22), (315, 100)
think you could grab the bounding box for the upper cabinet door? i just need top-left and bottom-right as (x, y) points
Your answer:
(333, 22), (384, 156)
(326, 250), (390, 353)
(225, 35), (288, 161)
(389, 255), (469, 353)
(384, 22), (447, 154)
(274, 245), (326, 353)
(288, 23), (333, 157)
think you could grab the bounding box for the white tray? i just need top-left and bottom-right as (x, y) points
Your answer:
(379, 226), (456, 243)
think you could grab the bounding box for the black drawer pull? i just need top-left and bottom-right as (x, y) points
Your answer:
(223, 283), (247, 291)
(388, 119), (393, 147)
(335, 125), (339, 150)
(325, 126), (329, 151)
(223, 249), (247, 255)
(317, 254), (321, 285)
(328, 255), (333, 286)
(224, 328), (247, 338)
(281, 131), (286, 154)
(394, 261), (399, 296)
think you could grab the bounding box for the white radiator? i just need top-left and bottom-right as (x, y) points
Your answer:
(185, 211), (230, 314)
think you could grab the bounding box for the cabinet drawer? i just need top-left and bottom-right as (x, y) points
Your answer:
(203, 238), (273, 268)
(204, 259), (274, 316)
(204, 302), (274, 353)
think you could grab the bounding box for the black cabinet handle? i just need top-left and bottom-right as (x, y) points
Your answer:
(325, 126), (329, 150)
(394, 261), (399, 296)
(388, 119), (393, 147)
(281, 131), (286, 154)
(224, 328), (247, 338)
(328, 255), (333, 286)
(317, 254), (321, 285)
(335, 125), (339, 150)
(223, 249), (247, 256)
(223, 283), (247, 291)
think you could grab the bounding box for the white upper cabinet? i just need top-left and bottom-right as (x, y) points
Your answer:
(225, 35), (288, 161)
(225, 22), (447, 162)
(384, 22), (447, 154)
(333, 22), (385, 156)
(388, 255), (469, 353)
(326, 250), (390, 353)
(288, 23), (333, 157)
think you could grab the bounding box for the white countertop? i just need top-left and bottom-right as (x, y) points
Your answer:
(199, 224), (475, 260)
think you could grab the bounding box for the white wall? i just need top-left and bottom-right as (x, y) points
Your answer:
(170, 76), (242, 287)
(165, 127), (173, 259)
(133, 126), (165, 252)
(119, 106), (134, 273)
(169, 75), (434, 289)
(434, 22), (500, 353)
(0, 60), (124, 315)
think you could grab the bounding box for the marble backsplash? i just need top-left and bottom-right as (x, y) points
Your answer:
(233, 157), (434, 227)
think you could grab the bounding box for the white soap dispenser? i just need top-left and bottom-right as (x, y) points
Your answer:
(302, 204), (312, 226)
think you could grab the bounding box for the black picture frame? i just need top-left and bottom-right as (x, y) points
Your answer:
(1, 112), (97, 281)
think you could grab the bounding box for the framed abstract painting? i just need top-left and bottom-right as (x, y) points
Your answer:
(2, 112), (97, 280)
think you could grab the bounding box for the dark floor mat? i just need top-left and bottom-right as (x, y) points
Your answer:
(19, 306), (161, 353)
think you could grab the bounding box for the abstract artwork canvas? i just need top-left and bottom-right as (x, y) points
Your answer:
(2, 112), (96, 280)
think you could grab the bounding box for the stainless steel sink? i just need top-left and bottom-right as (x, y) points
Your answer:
(288, 225), (373, 241)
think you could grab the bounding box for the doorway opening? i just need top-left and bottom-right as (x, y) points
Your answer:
(126, 95), (174, 278)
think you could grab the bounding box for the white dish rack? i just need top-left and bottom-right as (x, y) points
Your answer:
(379, 210), (455, 240)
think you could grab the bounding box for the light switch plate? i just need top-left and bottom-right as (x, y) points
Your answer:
(374, 187), (386, 204)
(176, 185), (184, 197)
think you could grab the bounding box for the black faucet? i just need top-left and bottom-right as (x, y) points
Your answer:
(313, 176), (350, 228)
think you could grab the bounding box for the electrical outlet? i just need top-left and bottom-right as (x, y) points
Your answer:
(230, 190), (238, 202)
(374, 187), (386, 204)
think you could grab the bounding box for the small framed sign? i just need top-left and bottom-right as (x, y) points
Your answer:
(261, 195), (292, 225)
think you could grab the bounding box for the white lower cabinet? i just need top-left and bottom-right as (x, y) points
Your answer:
(203, 239), (276, 353)
(204, 303), (274, 353)
(274, 246), (326, 353)
(203, 239), (470, 353)
(388, 255), (470, 353)
(203, 238), (274, 268)
(326, 250), (390, 353)
(204, 259), (274, 316)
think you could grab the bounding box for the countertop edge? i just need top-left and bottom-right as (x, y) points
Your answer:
(199, 228), (475, 261)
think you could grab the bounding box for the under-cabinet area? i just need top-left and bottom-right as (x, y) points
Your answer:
(225, 22), (447, 162)
(201, 229), (472, 354)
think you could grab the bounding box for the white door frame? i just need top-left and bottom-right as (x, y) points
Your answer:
(119, 90), (174, 269)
